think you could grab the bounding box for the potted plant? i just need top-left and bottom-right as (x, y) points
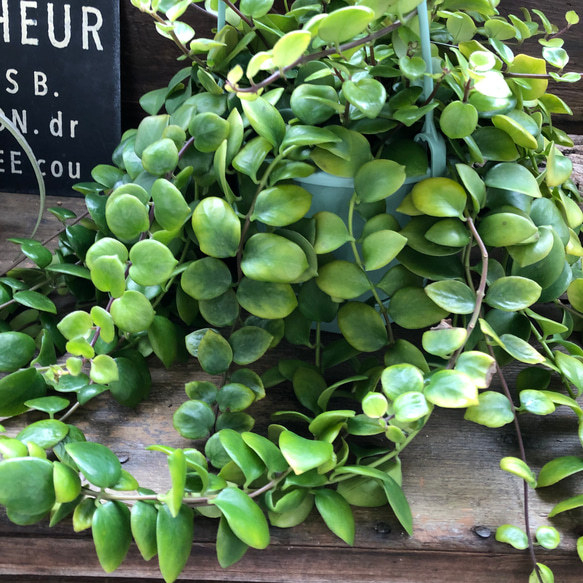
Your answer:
(1, 0), (582, 581)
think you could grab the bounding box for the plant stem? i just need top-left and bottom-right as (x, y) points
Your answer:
(230, 17), (411, 95)
(488, 347), (543, 583)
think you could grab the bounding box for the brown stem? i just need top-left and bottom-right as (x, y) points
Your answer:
(230, 18), (410, 95)
(488, 347), (543, 583)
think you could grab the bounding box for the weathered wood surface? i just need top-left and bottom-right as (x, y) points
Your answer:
(1, 185), (583, 581)
(119, 0), (583, 132)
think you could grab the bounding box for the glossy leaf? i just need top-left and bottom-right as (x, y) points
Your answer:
(422, 327), (467, 358)
(389, 287), (449, 330)
(343, 78), (387, 119)
(242, 97), (285, 149)
(17, 419), (69, 449)
(338, 302), (387, 352)
(237, 278), (297, 319)
(316, 260), (369, 300)
(424, 280), (475, 314)
(279, 430), (333, 475)
(500, 456), (537, 487)
(496, 524), (529, 550)
(464, 391), (514, 427)
(411, 177), (467, 218)
(0, 457), (55, 515)
(393, 392), (430, 423)
(425, 370), (478, 408)
(242, 233), (308, 283)
(173, 400), (215, 440)
(131, 501), (158, 561)
(485, 276), (541, 311)
(65, 441), (122, 489)
(192, 197), (241, 258)
(251, 185), (312, 227)
(537, 456), (583, 488)
(129, 239), (178, 286)
(314, 488), (354, 545)
(110, 291), (155, 334)
(0, 331), (37, 372)
(381, 364), (424, 400)
(318, 7), (375, 44)
(485, 163), (541, 198)
(92, 501), (132, 573)
(211, 487), (270, 549)
(216, 515), (249, 568)
(198, 329), (233, 375)
(157, 504), (194, 583)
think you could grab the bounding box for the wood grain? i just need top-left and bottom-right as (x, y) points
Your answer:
(118, 0), (583, 132)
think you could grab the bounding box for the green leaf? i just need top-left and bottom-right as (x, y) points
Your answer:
(485, 276), (541, 311)
(105, 193), (150, 241)
(362, 230), (407, 271)
(333, 465), (413, 535)
(362, 393), (388, 419)
(211, 487), (270, 549)
(216, 515), (249, 568)
(189, 112), (230, 153)
(519, 390), (555, 415)
(108, 355), (151, 408)
(422, 327), (467, 358)
(229, 326), (273, 366)
(314, 488), (354, 545)
(316, 260), (369, 300)
(548, 494), (583, 517)
(440, 101), (478, 139)
(151, 178), (191, 231)
(279, 431), (334, 475)
(237, 277), (297, 319)
(159, 449), (186, 518)
(499, 334), (545, 365)
(92, 501), (131, 573)
(16, 419), (69, 449)
(343, 78), (387, 119)
(0, 331), (37, 372)
(251, 185), (312, 227)
(536, 526), (560, 550)
(0, 367), (46, 417)
(197, 329), (233, 375)
(425, 370), (478, 408)
(500, 456), (537, 487)
(381, 364), (424, 400)
(191, 197), (241, 258)
(173, 400), (215, 440)
(131, 501), (158, 561)
(65, 442), (122, 489)
(90, 354), (119, 385)
(148, 316), (178, 369)
(157, 504), (194, 583)
(389, 287), (449, 330)
(424, 280), (476, 314)
(242, 432), (288, 476)
(181, 257), (232, 301)
(393, 392), (430, 423)
(129, 239), (178, 286)
(485, 163), (541, 197)
(219, 429), (265, 487)
(13, 290), (56, 314)
(410, 177), (467, 218)
(537, 456), (583, 488)
(216, 383), (255, 413)
(242, 97), (285, 149)
(273, 30), (311, 69)
(233, 136), (272, 182)
(337, 302), (387, 352)
(317, 6), (375, 44)
(455, 351), (495, 388)
(110, 291), (155, 334)
(0, 457), (55, 515)
(464, 391), (514, 427)
(53, 461), (82, 503)
(241, 233), (308, 283)
(496, 524), (529, 550)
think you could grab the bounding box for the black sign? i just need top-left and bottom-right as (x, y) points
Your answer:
(0, 0), (120, 195)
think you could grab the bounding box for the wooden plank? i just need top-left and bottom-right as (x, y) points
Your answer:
(119, 0), (583, 132)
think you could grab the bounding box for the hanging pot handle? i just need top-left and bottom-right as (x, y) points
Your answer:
(415, 0), (447, 178)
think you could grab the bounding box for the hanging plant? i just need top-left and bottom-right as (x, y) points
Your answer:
(1, 1), (583, 581)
